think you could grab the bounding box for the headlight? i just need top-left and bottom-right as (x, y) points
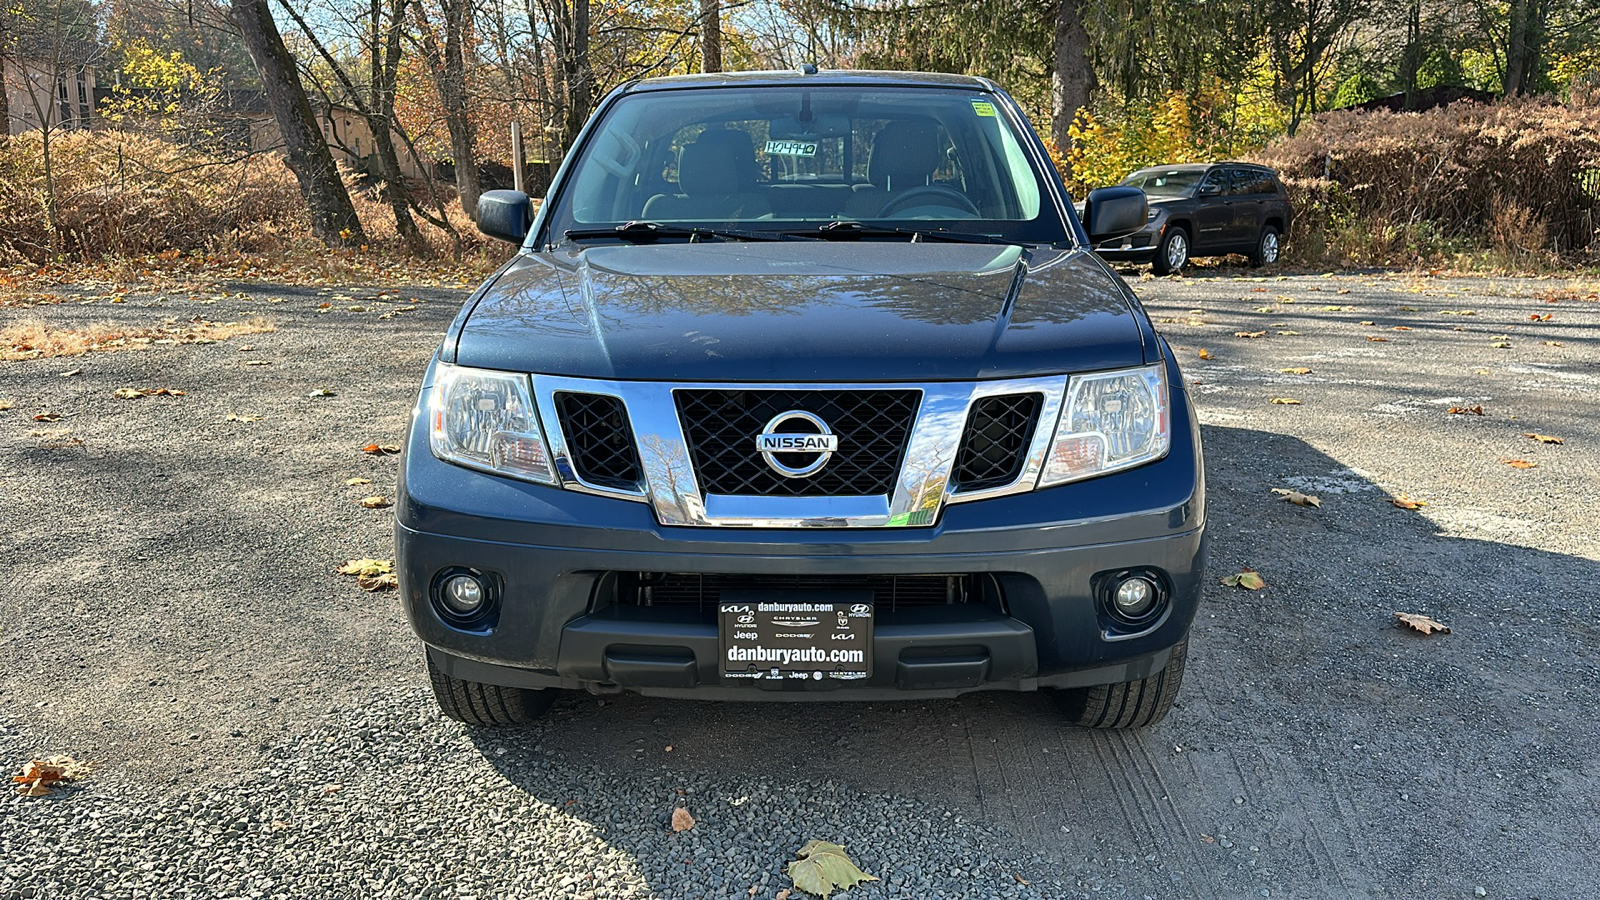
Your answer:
(1038, 363), (1170, 487)
(429, 362), (556, 484)
(1146, 208), (1161, 221)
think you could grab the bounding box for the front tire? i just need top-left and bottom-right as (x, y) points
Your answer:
(1152, 227), (1190, 275)
(426, 652), (555, 725)
(1249, 225), (1281, 268)
(1055, 640), (1188, 729)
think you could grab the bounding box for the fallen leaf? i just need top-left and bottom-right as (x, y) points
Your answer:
(356, 573), (398, 592)
(1336, 289), (1351, 295)
(776, 891), (791, 900)
(1523, 433), (1564, 444)
(1234, 330), (1266, 338)
(346, 477), (373, 486)
(338, 558), (393, 577)
(227, 413), (262, 422)
(1200, 834), (1216, 844)
(1220, 568), (1266, 590)
(1280, 367), (1312, 375)
(1197, 348), (1212, 359)
(1366, 336), (1390, 342)
(788, 840), (878, 900)
(1271, 488), (1321, 508)
(32, 412), (61, 422)
(113, 388), (144, 399)
(671, 807), (696, 832)
(1528, 313), (1553, 321)
(0, 399), (12, 411)
(359, 496), (393, 509)
(1390, 495), (1427, 510)
(1270, 397), (1302, 405)
(60, 368), (81, 376)
(1395, 612), (1451, 635)
(1392, 325), (1412, 331)
(12, 756), (86, 796)
(1446, 406), (1485, 416)
(1502, 459), (1537, 469)
(362, 444), (401, 455)
(1358, 320), (1375, 326)
(323, 783), (343, 794)
(1441, 309), (1476, 316)
(1277, 329), (1301, 335)
(308, 388), (336, 398)
(1543, 340), (1564, 347)
(1491, 340), (1511, 349)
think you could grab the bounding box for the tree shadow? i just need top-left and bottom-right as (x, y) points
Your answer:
(459, 423), (1600, 899)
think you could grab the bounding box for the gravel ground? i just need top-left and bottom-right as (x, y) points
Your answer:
(1, 265), (1597, 899)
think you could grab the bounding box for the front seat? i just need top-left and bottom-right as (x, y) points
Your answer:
(846, 120), (945, 218)
(642, 129), (772, 221)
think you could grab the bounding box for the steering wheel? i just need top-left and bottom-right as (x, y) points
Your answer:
(877, 185), (981, 218)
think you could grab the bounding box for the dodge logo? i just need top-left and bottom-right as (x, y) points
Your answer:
(756, 410), (839, 478)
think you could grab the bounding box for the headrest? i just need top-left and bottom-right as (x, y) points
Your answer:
(678, 129), (757, 195)
(867, 121), (944, 190)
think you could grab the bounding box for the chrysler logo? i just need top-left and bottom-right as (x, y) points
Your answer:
(756, 410), (839, 478)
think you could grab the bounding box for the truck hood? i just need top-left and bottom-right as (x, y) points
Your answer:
(454, 242), (1148, 382)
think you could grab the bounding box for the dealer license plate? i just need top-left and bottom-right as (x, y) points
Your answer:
(719, 596), (873, 682)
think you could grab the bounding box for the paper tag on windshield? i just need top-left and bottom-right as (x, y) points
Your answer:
(765, 140), (818, 156)
(971, 100), (996, 117)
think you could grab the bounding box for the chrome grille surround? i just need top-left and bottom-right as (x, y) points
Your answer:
(531, 374), (1067, 528)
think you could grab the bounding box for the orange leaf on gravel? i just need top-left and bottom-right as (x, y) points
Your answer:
(672, 807), (696, 832)
(1395, 612), (1451, 635)
(1220, 568), (1266, 590)
(1270, 397), (1302, 405)
(1366, 336), (1390, 342)
(359, 496), (392, 509)
(346, 477), (372, 485)
(362, 444), (401, 455)
(32, 412), (61, 422)
(1502, 459), (1537, 469)
(1528, 313), (1553, 321)
(1197, 348), (1212, 359)
(1234, 330), (1266, 338)
(1523, 433), (1564, 444)
(1391, 495), (1427, 510)
(1447, 406), (1485, 416)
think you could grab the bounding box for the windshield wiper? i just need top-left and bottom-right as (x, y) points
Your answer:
(805, 221), (1036, 247)
(563, 220), (810, 244)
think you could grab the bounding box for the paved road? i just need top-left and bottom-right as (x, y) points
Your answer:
(1, 267), (1596, 899)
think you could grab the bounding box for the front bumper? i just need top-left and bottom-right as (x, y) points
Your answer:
(397, 361), (1206, 700)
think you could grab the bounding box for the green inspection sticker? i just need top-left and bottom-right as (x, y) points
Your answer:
(971, 100), (996, 117)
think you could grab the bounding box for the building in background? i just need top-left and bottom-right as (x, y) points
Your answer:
(2, 38), (98, 135)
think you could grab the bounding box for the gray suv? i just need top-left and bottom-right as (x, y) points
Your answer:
(1093, 162), (1293, 274)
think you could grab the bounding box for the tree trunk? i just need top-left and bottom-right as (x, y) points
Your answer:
(1051, 0), (1095, 175)
(699, 0), (721, 74)
(370, 0), (420, 242)
(0, 55), (10, 139)
(230, 0), (365, 245)
(1504, 0), (1545, 96)
(415, 0), (481, 215)
(1399, 0), (1422, 109)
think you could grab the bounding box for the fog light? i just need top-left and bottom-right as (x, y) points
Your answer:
(441, 574), (485, 615)
(1112, 576), (1157, 618)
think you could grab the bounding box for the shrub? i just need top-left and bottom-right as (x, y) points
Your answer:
(1250, 98), (1600, 265)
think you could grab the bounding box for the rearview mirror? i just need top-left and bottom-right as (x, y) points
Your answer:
(1083, 186), (1148, 244)
(476, 190), (532, 243)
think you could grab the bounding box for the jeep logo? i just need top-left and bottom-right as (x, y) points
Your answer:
(755, 410), (838, 478)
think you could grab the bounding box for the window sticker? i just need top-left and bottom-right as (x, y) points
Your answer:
(765, 140), (818, 157)
(971, 100), (996, 117)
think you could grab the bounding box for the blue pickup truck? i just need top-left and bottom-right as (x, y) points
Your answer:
(397, 69), (1207, 729)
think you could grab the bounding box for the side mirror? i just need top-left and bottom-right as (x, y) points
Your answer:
(476, 189), (532, 243)
(1196, 183), (1222, 198)
(1083, 186), (1148, 244)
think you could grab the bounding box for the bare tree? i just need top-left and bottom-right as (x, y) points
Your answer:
(413, 0), (481, 215)
(229, 0), (365, 245)
(1052, 0), (1094, 165)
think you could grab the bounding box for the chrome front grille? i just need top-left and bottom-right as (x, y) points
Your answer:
(675, 389), (920, 497)
(534, 374), (1068, 528)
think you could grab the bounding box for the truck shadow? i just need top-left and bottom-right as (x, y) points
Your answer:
(464, 423), (1599, 898)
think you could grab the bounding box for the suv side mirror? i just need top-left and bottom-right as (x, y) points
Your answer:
(1083, 186), (1148, 244)
(1196, 183), (1222, 197)
(477, 190), (533, 243)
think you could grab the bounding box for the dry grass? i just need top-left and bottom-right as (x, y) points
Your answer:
(1, 316), (275, 361)
(1251, 98), (1600, 269)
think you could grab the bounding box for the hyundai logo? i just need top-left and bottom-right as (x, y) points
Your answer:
(756, 410), (839, 478)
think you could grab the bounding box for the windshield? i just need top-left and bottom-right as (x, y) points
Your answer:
(542, 85), (1068, 245)
(1119, 169), (1202, 198)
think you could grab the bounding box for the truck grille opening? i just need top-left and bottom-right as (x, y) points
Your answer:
(951, 393), (1043, 492)
(555, 392), (643, 490)
(626, 573), (972, 612)
(675, 389), (920, 497)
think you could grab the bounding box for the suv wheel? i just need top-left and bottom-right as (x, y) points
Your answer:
(1055, 640), (1187, 729)
(1152, 227), (1189, 275)
(426, 652), (555, 725)
(1249, 225), (1281, 268)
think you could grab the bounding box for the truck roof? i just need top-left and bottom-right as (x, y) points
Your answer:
(625, 69), (995, 93)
